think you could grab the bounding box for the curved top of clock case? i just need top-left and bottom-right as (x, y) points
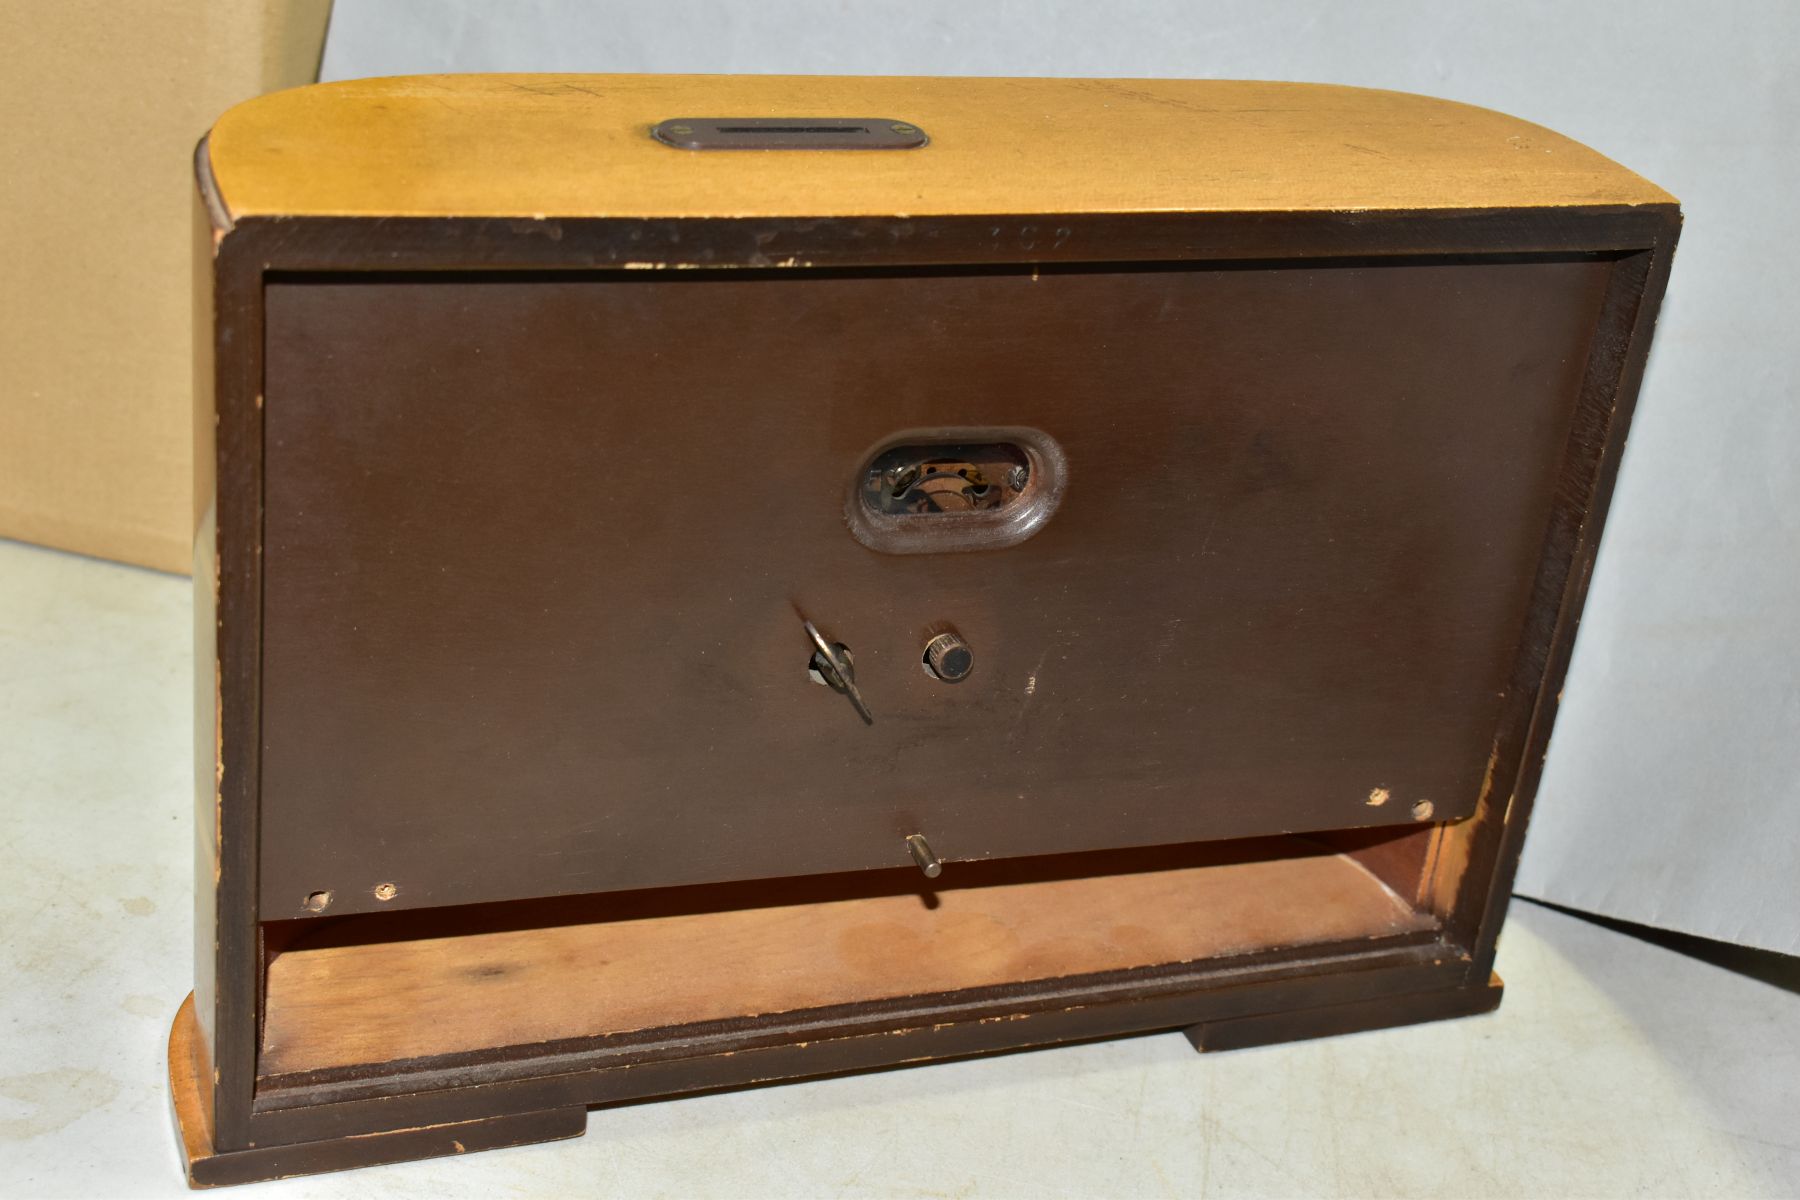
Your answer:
(202, 73), (1674, 223)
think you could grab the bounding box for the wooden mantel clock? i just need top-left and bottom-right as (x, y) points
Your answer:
(171, 74), (1678, 1185)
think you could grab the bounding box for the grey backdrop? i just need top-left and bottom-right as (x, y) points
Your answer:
(321, 0), (1800, 955)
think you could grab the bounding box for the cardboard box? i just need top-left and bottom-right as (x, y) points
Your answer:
(0, 0), (331, 573)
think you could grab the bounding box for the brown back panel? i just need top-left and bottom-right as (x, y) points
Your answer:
(258, 257), (1609, 915)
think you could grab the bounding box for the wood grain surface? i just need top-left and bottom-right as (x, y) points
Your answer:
(204, 75), (1673, 222)
(260, 841), (1432, 1075)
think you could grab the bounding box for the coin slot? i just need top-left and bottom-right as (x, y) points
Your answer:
(652, 118), (928, 150)
(717, 125), (870, 135)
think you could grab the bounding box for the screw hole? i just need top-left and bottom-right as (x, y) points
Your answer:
(373, 882), (399, 902)
(303, 890), (332, 913)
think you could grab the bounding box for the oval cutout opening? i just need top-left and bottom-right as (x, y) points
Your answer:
(846, 428), (1066, 555)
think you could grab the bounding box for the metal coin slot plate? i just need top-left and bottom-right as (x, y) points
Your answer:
(652, 117), (928, 151)
(847, 428), (1067, 555)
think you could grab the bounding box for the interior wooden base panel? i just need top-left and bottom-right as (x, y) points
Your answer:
(168, 994), (584, 1188)
(260, 839), (1434, 1078)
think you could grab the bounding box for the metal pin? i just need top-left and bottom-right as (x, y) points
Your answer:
(906, 833), (942, 879)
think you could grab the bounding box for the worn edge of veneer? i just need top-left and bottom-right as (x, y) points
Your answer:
(169, 994), (585, 1188)
(195, 138), (268, 1157)
(1184, 971), (1504, 1053)
(204, 75), (1674, 221)
(1427, 225), (1680, 977)
(1463, 237), (1680, 972)
(204, 210), (1682, 279)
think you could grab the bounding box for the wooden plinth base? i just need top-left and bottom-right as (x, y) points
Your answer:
(168, 994), (583, 1188)
(168, 975), (1499, 1186)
